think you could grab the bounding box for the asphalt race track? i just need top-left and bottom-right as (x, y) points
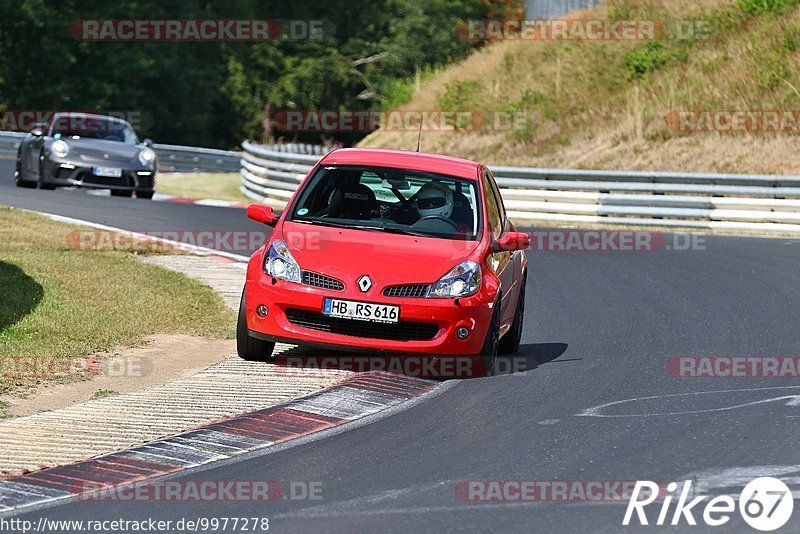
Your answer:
(0, 160), (261, 257)
(2, 158), (800, 532)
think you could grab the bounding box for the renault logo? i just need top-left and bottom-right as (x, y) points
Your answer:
(357, 275), (372, 293)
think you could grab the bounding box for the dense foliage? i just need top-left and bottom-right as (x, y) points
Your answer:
(0, 0), (517, 148)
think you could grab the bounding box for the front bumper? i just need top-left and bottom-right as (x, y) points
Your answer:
(42, 157), (156, 191)
(245, 270), (495, 356)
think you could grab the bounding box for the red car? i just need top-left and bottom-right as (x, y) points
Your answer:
(238, 148), (529, 376)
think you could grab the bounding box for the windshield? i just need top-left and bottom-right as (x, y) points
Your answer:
(289, 165), (482, 240)
(51, 117), (139, 144)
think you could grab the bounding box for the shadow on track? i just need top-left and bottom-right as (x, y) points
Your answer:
(493, 342), (570, 376)
(0, 261), (44, 331)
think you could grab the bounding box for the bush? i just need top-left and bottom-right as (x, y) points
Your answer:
(437, 79), (481, 110)
(624, 41), (670, 80)
(437, 80), (482, 129)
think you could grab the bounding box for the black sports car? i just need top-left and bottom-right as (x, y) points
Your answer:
(14, 112), (157, 199)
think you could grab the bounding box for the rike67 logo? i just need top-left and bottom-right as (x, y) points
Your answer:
(624, 478), (794, 531)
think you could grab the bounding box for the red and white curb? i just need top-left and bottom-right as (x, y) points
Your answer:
(0, 372), (438, 514)
(83, 189), (248, 209)
(154, 193), (248, 209)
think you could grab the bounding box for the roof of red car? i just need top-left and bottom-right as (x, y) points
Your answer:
(319, 148), (483, 181)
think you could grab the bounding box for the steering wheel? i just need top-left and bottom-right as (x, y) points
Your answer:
(416, 215), (460, 231)
(391, 203), (417, 224)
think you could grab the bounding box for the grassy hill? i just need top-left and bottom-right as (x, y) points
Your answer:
(359, 0), (800, 174)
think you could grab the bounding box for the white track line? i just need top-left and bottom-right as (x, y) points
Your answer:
(15, 207), (250, 264)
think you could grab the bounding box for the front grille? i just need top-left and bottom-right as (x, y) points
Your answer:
(302, 271), (345, 291)
(285, 309), (439, 342)
(75, 171), (134, 187)
(383, 284), (431, 298)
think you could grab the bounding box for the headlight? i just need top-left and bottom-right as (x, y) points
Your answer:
(427, 260), (481, 298)
(263, 240), (302, 283)
(52, 140), (69, 158)
(138, 148), (156, 166)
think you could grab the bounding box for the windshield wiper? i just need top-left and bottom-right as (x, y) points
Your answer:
(379, 226), (434, 238)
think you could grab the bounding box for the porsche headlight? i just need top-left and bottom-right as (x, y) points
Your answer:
(52, 140), (70, 158)
(263, 240), (302, 283)
(138, 148), (156, 166)
(428, 260), (481, 298)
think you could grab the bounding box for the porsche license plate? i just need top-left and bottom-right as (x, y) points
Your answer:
(93, 166), (122, 178)
(323, 298), (399, 323)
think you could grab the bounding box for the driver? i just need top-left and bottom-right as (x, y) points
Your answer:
(416, 181), (453, 220)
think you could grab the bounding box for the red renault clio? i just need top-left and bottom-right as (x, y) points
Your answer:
(238, 148), (529, 376)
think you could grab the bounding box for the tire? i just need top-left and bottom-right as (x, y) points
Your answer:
(478, 300), (501, 376)
(499, 275), (526, 355)
(36, 156), (56, 190)
(36, 172), (55, 189)
(236, 289), (275, 362)
(14, 158), (35, 188)
(111, 190), (133, 197)
(136, 191), (154, 200)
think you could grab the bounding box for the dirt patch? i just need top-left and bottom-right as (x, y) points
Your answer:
(0, 334), (234, 418)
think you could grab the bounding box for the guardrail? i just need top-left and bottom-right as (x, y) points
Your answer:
(153, 144), (240, 173)
(239, 140), (325, 206)
(240, 140), (800, 234)
(0, 132), (26, 156)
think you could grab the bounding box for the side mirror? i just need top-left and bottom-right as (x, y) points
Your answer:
(247, 204), (279, 226)
(142, 138), (154, 147)
(493, 232), (530, 253)
(30, 127), (44, 137)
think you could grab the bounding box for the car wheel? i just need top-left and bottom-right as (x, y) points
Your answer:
(37, 179), (55, 190)
(478, 300), (501, 376)
(36, 158), (56, 190)
(110, 190), (133, 197)
(236, 289), (276, 362)
(14, 158), (34, 188)
(499, 275), (526, 355)
(136, 191), (154, 200)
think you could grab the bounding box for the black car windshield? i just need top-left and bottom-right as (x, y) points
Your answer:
(51, 117), (139, 144)
(290, 165), (482, 240)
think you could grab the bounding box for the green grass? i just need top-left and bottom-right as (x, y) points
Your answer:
(90, 389), (119, 400)
(360, 0), (800, 172)
(156, 173), (249, 202)
(0, 207), (235, 395)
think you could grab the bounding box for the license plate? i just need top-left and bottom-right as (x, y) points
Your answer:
(93, 166), (122, 177)
(323, 298), (399, 323)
